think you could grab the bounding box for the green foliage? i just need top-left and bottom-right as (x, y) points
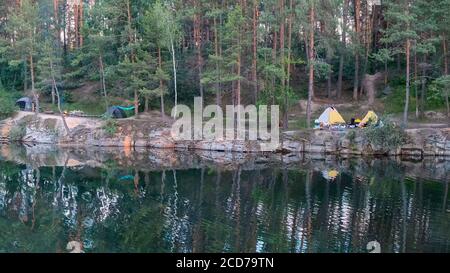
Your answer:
(346, 130), (356, 143)
(364, 118), (409, 149)
(383, 84), (417, 113)
(102, 118), (119, 136)
(426, 81), (447, 109)
(0, 87), (16, 119)
(9, 122), (26, 141)
(371, 48), (394, 66)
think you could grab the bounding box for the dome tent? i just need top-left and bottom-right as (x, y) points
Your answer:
(105, 106), (127, 119)
(359, 111), (378, 127)
(316, 107), (346, 126)
(16, 97), (33, 111)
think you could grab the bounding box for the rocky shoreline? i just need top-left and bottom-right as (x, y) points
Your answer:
(1, 111), (449, 158)
(1, 144), (449, 182)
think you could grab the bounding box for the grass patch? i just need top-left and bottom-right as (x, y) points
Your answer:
(382, 85), (418, 114)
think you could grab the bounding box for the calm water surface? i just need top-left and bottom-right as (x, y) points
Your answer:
(0, 144), (449, 253)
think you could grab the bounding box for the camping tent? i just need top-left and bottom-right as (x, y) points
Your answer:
(322, 170), (339, 180)
(316, 107), (346, 126)
(16, 97), (33, 111)
(105, 106), (127, 119)
(359, 111), (378, 127)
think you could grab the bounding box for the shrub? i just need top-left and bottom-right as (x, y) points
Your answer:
(363, 118), (409, 149)
(102, 118), (118, 136)
(0, 87), (16, 119)
(9, 122), (26, 141)
(346, 130), (356, 142)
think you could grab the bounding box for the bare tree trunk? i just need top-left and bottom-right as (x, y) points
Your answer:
(414, 48), (419, 119)
(79, 0), (83, 47)
(237, 47), (241, 107)
(337, 0), (348, 99)
(252, 0), (259, 104)
(353, 0), (361, 101)
(49, 58), (70, 134)
(306, 1), (315, 129)
(126, 0), (134, 61)
(74, 2), (78, 48)
(213, 16), (221, 106)
(62, 0), (67, 55)
(403, 38), (411, 127)
(384, 61), (388, 87)
(286, 0), (293, 93)
(360, 1), (371, 96)
(170, 39), (177, 111)
(194, 10), (203, 105)
(280, 0), (288, 129)
(443, 35), (449, 116)
(272, 28), (278, 96)
(51, 85), (56, 105)
(158, 47), (165, 117)
(29, 54), (39, 114)
(420, 54), (427, 118)
(99, 55), (108, 112)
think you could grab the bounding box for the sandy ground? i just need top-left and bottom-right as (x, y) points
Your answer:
(13, 111), (102, 130)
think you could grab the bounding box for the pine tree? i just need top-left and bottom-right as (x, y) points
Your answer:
(382, 0), (418, 126)
(7, 0), (41, 113)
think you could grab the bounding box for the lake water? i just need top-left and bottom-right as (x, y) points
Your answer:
(0, 144), (449, 253)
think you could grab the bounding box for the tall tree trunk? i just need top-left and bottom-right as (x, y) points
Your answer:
(50, 58), (70, 134)
(384, 61), (388, 87)
(272, 28), (278, 98)
(280, 0), (288, 129)
(126, 0), (134, 61)
(252, 0), (259, 104)
(443, 35), (449, 116)
(29, 54), (39, 114)
(23, 57), (28, 92)
(51, 85), (56, 105)
(62, 0), (67, 55)
(194, 9), (203, 105)
(79, 0), (83, 47)
(360, 0), (371, 96)
(53, 0), (60, 49)
(74, 3), (78, 48)
(336, 0), (349, 99)
(170, 39), (177, 112)
(414, 48), (419, 119)
(158, 47), (165, 117)
(237, 46), (241, 107)
(306, 1), (315, 129)
(420, 54), (427, 118)
(99, 55), (108, 112)
(213, 16), (221, 106)
(353, 0), (361, 101)
(286, 0), (293, 94)
(403, 38), (411, 127)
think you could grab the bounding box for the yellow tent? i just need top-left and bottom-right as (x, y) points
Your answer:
(359, 111), (378, 126)
(316, 107), (346, 125)
(322, 170), (339, 180)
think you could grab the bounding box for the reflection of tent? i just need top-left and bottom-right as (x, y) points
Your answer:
(322, 170), (339, 180)
(105, 106), (127, 119)
(317, 107), (346, 125)
(360, 111), (378, 126)
(16, 97), (33, 111)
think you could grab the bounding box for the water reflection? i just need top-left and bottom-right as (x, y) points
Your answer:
(0, 145), (449, 253)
